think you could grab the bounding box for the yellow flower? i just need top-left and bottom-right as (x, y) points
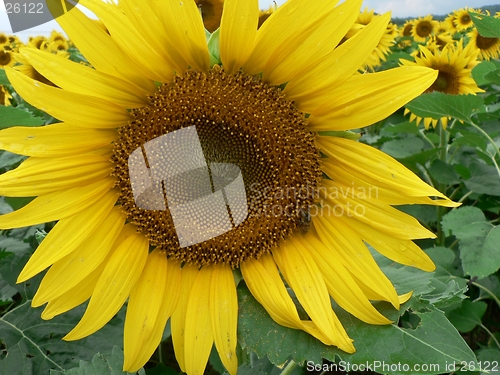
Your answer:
(411, 15), (439, 43)
(467, 28), (500, 60)
(0, 0), (454, 373)
(0, 48), (15, 68)
(453, 7), (477, 31)
(401, 40), (482, 129)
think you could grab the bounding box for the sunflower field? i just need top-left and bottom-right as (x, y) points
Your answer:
(0, 1), (500, 375)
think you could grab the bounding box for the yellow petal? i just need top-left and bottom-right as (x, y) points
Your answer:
(0, 154), (113, 197)
(307, 67), (438, 131)
(314, 214), (400, 308)
(274, 238), (355, 353)
(0, 123), (116, 158)
(41, 262), (103, 320)
(184, 267), (214, 375)
(241, 254), (334, 345)
(0, 178), (115, 230)
(317, 136), (452, 201)
(210, 264), (238, 375)
(319, 179), (436, 240)
(320, 167), (459, 207)
(119, 0), (188, 73)
(263, 0), (362, 85)
(351, 217), (436, 272)
(80, 0), (175, 82)
(158, 0), (210, 71)
(17, 189), (118, 283)
(171, 264), (199, 373)
(20, 47), (149, 108)
(51, 1), (155, 93)
(32, 207), (126, 306)
(63, 231), (148, 341)
(128, 258), (181, 370)
(124, 249), (172, 372)
(6, 68), (130, 129)
(219, 0), (258, 74)
(303, 232), (392, 324)
(243, 0), (340, 75)
(283, 13), (390, 109)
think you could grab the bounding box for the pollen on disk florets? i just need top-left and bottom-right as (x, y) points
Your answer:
(112, 66), (322, 267)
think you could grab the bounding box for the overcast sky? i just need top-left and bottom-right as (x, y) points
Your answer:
(0, 0), (496, 40)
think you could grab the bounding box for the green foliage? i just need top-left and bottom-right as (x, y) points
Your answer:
(0, 106), (44, 129)
(0, 70), (9, 85)
(470, 12), (500, 38)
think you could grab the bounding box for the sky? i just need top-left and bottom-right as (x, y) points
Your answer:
(0, 0), (497, 40)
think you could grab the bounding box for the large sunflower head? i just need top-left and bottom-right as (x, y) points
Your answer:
(411, 15), (439, 43)
(0, 0), (456, 373)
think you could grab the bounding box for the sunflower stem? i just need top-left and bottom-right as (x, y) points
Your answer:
(472, 281), (500, 310)
(436, 120), (449, 246)
(468, 120), (500, 179)
(280, 360), (298, 375)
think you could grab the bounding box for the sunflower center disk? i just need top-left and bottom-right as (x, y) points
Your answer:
(112, 66), (322, 266)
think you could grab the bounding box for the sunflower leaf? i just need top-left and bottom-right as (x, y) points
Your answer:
(463, 161), (500, 196)
(405, 92), (484, 123)
(470, 12), (500, 38)
(0, 106), (44, 129)
(0, 301), (127, 374)
(441, 206), (500, 278)
(49, 346), (145, 375)
(447, 300), (487, 333)
(237, 280), (477, 373)
(0, 69), (10, 85)
(472, 60), (498, 86)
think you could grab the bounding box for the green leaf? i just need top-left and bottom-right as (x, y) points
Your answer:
(470, 12), (500, 38)
(447, 300), (487, 333)
(484, 68), (500, 85)
(475, 275), (500, 302)
(380, 137), (424, 158)
(441, 206), (500, 278)
(476, 349), (500, 374)
(441, 206), (485, 237)
(405, 92), (484, 123)
(428, 159), (460, 185)
(464, 161), (500, 196)
(0, 69), (10, 85)
(450, 130), (488, 151)
(472, 60), (498, 86)
(0, 106), (44, 129)
(208, 28), (221, 67)
(238, 280), (477, 373)
(0, 301), (127, 374)
(0, 150), (27, 171)
(49, 346), (145, 375)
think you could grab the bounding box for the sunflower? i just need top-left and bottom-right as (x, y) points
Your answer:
(467, 28), (500, 60)
(411, 15), (438, 43)
(0, 48), (15, 68)
(258, 5), (275, 28)
(195, 0), (224, 33)
(443, 13), (459, 35)
(0, 0), (455, 373)
(453, 7), (477, 31)
(0, 32), (8, 46)
(401, 40), (482, 129)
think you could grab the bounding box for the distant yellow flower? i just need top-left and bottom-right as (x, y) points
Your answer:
(412, 15), (438, 43)
(401, 41), (482, 129)
(258, 5), (274, 28)
(453, 8), (476, 31)
(0, 33), (8, 46)
(0, 0), (454, 374)
(443, 13), (458, 34)
(0, 48), (15, 68)
(467, 28), (500, 60)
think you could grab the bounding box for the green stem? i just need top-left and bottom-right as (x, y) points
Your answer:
(436, 120), (449, 246)
(480, 323), (500, 350)
(472, 282), (500, 310)
(158, 341), (163, 365)
(468, 120), (500, 178)
(281, 360), (298, 375)
(419, 128), (436, 148)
